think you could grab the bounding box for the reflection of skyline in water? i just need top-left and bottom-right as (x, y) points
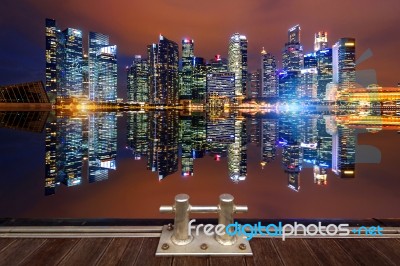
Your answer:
(38, 110), (363, 196)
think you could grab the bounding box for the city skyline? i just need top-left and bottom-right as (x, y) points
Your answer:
(1, 0), (399, 100)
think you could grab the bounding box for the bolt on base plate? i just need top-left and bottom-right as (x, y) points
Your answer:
(156, 225), (253, 256)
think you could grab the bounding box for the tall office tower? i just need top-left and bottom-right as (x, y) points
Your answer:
(206, 72), (235, 107)
(282, 25), (304, 71)
(45, 19), (61, 102)
(44, 115), (58, 195)
(147, 111), (179, 180)
(208, 55), (228, 73)
(332, 124), (356, 178)
(261, 48), (278, 98)
(228, 33), (248, 96)
(316, 48), (333, 100)
(192, 57), (207, 103)
(126, 112), (148, 160)
(304, 53), (317, 68)
(299, 68), (318, 99)
(82, 54), (89, 98)
(249, 70), (261, 99)
(180, 115), (194, 176)
(314, 31), (328, 52)
(127, 55), (149, 103)
(147, 43), (158, 103)
(228, 117), (247, 182)
(155, 35), (179, 105)
(260, 119), (278, 166)
(89, 32), (117, 102)
(191, 113), (207, 158)
(316, 116), (333, 168)
(180, 38), (195, 100)
(88, 113), (117, 182)
(332, 38), (356, 91)
(62, 28), (83, 98)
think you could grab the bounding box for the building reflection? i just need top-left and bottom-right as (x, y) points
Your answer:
(44, 112), (117, 195)
(38, 109), (368, 194)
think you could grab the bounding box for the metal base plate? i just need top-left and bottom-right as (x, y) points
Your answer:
(156, 225), (253, 256)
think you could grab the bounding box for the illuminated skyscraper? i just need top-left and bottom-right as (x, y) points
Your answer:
(127, 112), (148, 160)
(148, 35), (179, 105)
(228, 117), (247, 182)
(282, 25), (304, 71)
(316, 48), (333, 100)
(206, 72), (235, 107)
(193, 57), (207, 103)
(181, 38), (195, 100)
(208, 55), (228, 73)
(304, 53), (317, 68)
(261, 48), (278, 98)
(82, 53), (89, 98)
(127, 55), (149, 103)
(228, 33), (248, 96)
(89, 32), (117, 102)
(260, 119), (278, 166)
(332, 125), (356, 178)
(333, 38), (356, 91)
(45, 18), (61, 102)
(314, 31), (328, 52)
(278, 71), (298, 100)
(299, 68), (318, 99)
(249, 70), (261, 99)
(180, 115), (194, 176)
(62, 28), (83, 98)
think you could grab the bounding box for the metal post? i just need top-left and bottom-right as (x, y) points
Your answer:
(171, 194), (192, 245)
(216, 194), (236, 245)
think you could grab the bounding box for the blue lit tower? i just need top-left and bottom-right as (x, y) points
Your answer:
(62, 28), (83, 98)
(180, 38), (195, 100)
(88, 32), (117, 102)
(333, 38), (356, 91)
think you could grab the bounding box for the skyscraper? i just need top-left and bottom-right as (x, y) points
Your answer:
(45, 18), (60, 102)
(127, 55), (149, 103)
(249, 70), (261, 99)
(180, 38), (194, 100)
(89, 32), (117, 102)
(333, 38), (356, 91)
(62, 28), (83, 98)
(261, 48), (278, 98)
(228, 33), (248, 96)
(148, 35), (179, 105)
(206, 72), (235, 107)
(314, 31), (328, 52)
(192, 57), (207, 103)
(208, 55), (228, 73)
(282, 25), (304, 71)
(316, 48), (333, 100)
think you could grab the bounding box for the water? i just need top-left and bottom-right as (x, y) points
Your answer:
(0, 110), (399, 220)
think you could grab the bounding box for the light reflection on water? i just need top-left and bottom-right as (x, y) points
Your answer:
(0, 110), (399, 219)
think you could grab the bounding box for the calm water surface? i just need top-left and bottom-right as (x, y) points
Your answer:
(0, 110), (399, 220)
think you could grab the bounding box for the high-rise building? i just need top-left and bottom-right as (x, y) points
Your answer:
(180, 116), (194, 176)
(180, 38), (195, 100)
(82, 53), (89, 98)
(228, 118), (247, 183)
(314, 31), (328, 52)
(192, 57), (207, 103)
(89, 32), (117, 102)
(249, 70), (261, 99)
(127, 55), (149, 103)
(208, 55), (228, 73)
(148, 35), (179, 105)
(288, 24), (301, 44)
(278, 71), (299, 100)
(282, 25), (304, 71)
(333, 38), (356, 91)
(206, 72), (235, 107)
(316, 48), (333, 100)
(332, 124), (356, 178)
(299, 68), (318, 99)
(228, 33), (248, 96)
(45, 18), (60, 102)
(62, 28), (83, 98)
(127, 112), (148, 160)
(261, 48), (278, 98)
(304, 53), (317, 68)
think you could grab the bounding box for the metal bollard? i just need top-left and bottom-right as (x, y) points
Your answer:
(159, 193), (248, 246)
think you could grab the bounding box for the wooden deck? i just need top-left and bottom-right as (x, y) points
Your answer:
(0, 237), (400, 265)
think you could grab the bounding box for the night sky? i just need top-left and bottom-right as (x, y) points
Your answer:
(1, 0), (399, 98)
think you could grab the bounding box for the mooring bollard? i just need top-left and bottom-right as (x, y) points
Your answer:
(159, 193), (248, 246)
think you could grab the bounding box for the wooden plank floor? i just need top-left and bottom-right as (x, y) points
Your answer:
(0, 237), (399, 266)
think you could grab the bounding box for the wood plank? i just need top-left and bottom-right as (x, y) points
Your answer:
(272, 238), (320, 266)
(133, 238), (172, 266)
(173, 256), (209, 266)
(19, 238), (80, 266)
(96, 238), (132, 266)
(367, 239), (400, 264)
(209, 257), (246, 266)
(0, 238), (15, 254)
(0, 238), (46, 265)
(58, 238), (111, 266)
(303, 238), (358, 266)
(248, 238), (283, 266)
(334, 238), (394, 266)
(99, 238), (142, 266)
